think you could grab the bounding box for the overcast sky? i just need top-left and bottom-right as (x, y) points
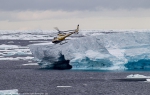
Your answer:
(0, 0), (150, 30)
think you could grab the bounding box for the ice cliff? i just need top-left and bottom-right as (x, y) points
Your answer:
(29, 31), (150, 70)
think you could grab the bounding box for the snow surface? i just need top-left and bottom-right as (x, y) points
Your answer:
(29, 31), (150, 70)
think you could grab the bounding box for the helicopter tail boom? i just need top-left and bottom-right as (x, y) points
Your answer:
(74, 24), (79, 34)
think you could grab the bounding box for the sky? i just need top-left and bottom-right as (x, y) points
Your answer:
(0, 0), (150, 30)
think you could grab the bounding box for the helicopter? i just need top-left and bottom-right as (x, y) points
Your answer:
(52, 24), (79, 44)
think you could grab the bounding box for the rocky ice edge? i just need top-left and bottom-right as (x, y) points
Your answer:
(29, 31), (150, 70)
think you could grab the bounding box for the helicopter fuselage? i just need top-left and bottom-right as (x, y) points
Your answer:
(52, 25), (79, 44)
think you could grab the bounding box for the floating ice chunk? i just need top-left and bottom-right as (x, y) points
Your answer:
(0, 56), (34, 60)
(146, 79), (150, 82)
(22, 63), (38, 66)
(1, 48), (32, 57)
(126, 74), (150, 78)
(0, 44), (18, 49)
(0, 89), (19, 95)
(57, 86), (72, 88)
(17, 56), (34, 60)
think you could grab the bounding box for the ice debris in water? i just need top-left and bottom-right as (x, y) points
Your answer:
(0, 89), (19, 95)
(126, 74), (148, 78)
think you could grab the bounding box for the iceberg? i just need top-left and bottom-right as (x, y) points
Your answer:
(29, 31), (150, 70)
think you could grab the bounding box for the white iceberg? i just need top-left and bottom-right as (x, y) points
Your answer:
(29, 31), (150, 70)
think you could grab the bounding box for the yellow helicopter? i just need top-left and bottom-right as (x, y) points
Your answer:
(52, 25), (79, 44)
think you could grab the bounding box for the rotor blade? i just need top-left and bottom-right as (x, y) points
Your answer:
(62, 30), (75, 32)
(54, 27), (75, 33)
(54, 27), (60, 31)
